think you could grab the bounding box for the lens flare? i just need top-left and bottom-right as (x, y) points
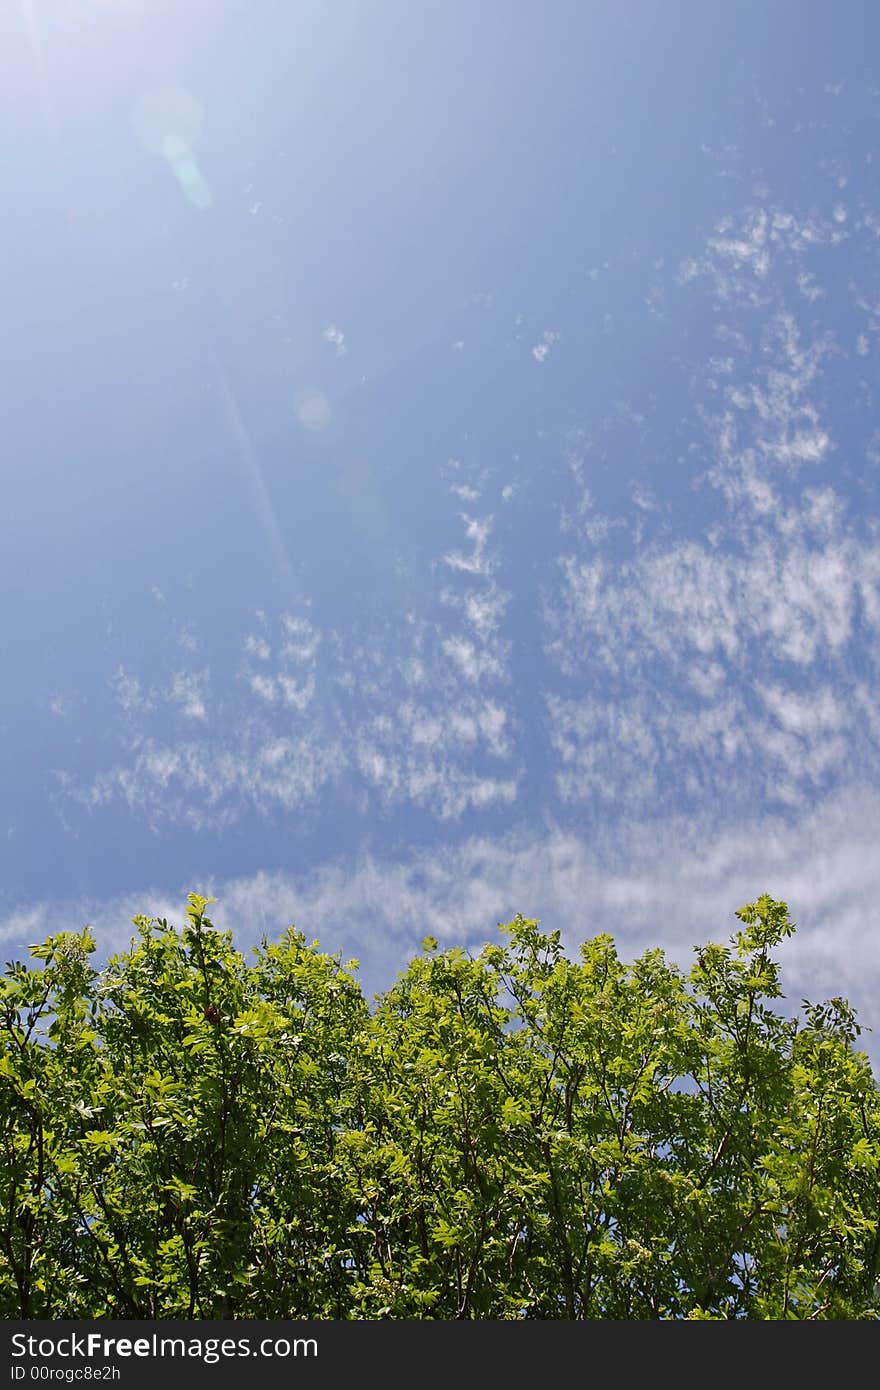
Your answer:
(132, 86), (212, 209)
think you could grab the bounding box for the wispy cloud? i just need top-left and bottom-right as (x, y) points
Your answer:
(532, 329), (560, 362)
(41, 147), (880, 1035)
(10, 784), (880, 1055)
(443, 513), (494, 575)
(450, 483), (481, 503)
(167, 670), (209, 721)
(68, 499), (519, 829)
(543, 183), (880, 826)
(246, 672), (316, 712)
(323, 324), (347, 357)
(244, 634), (271, 661)
(0, 902), (50, 948)
(110, 667), (154, 718)
(680, 203), (846, 305)
(83, 730), (345, 828)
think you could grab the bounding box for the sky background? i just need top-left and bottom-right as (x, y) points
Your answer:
(3, 0), (880, 1045)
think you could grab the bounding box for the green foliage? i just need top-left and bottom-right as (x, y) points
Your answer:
(1, 892), (878, 1319)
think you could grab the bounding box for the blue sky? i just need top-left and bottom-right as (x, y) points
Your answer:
(3, 1), (880, 1039)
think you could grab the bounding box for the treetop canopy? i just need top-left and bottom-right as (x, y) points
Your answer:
(2, 893), (878, 1320)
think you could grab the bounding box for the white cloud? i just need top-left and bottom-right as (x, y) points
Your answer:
(353, 720), (518, 818)
(798, 270), (824, 302)
(59, 185), (880, 857)
(277, 674), (315, 711)
(167, 670), (208, 721)
(73, 523), (518, 827)
(248, 673), (278, 703)
(712, 312), (833, 486)
(110, 667), (153, 718)
(0, 903), (50, 947)
(462, 585), (508, 641)
(680, 203), (842, 305)
(82, 726), (346, 828)
(12, 785), (880, 1058)
(329, 543), (515, 814)
(548, 261), (880, 706)
(687, 661), (727, 700)
(443, 514), (494, 575)
(323, 324), (347, 357)
(547, 522), (877, 788)
(281, 614), (320, 664)
(241, 614), (320, 716)
(546, 357), (880, 806)
(244, 635), (271, 661)
(450, 483), (480, 503)
(709, 208), (772, 280)
(757, 682), (845, 736)
(532, 329), (560, 362)
(441, 635), (504, 683)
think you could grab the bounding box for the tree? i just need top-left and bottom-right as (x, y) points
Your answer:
(1, 893), (878, 1318)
